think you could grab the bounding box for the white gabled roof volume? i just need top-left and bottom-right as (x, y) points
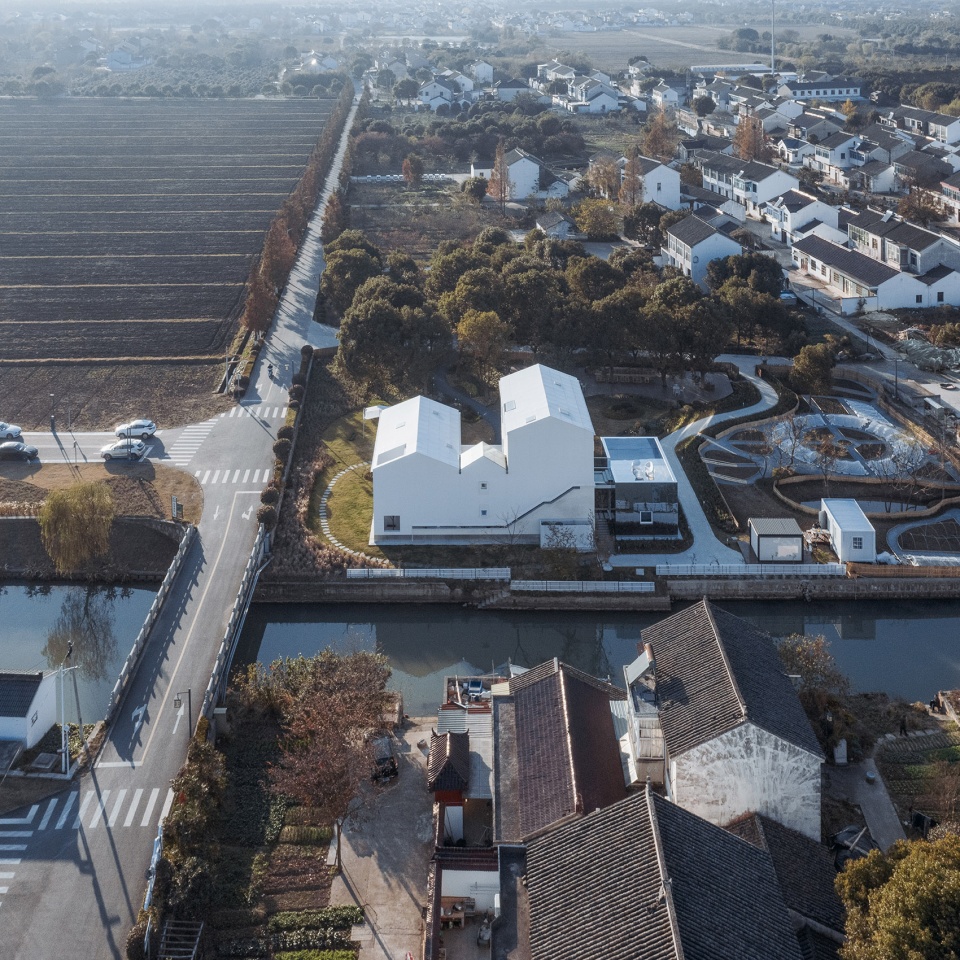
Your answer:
(373, 395), (460, 468)
(498, 364), (594, 436)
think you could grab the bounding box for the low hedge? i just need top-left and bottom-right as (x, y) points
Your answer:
(275, 951), (357, 960)
(268, 907), (363, 933)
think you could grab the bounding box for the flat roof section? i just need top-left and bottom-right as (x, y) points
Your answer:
(601, 436), (676, 485)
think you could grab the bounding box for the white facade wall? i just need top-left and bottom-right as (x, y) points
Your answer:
(0, 674), (58, 749)
(507, 157), (541, 199)
(441, 867), (500, 912)
(642, 165), (681, 209)
(750, 531), (803, 562)
(687, 234), (742, 287)
(670, 723), (822, 841)
(739, 169), (800, 216)
(500, 417), (595, 529)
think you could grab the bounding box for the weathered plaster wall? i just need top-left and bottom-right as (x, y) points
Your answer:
(672, 723), (821, 840)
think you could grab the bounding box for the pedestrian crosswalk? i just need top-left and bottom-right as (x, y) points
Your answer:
(195, 467), (273, 486)
(222, 404), (288, 420)
(0, 788), (173, 909)
(165, 417), (219, 467)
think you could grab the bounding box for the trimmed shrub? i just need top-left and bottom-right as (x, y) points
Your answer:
(288, 384), (305, 402)
(300, 344), (314, 360)
(274, 952), (357, 960)
(268, 907), (363, 933)
(125, 919), (149, 960)
(291, 372), (307, 387)
(273, 438), (292, 460)
(288, 400), (301, 412)
(277, 425), (294, 441)
(257, 504), (278, 529)
(260, 486), (280, 505)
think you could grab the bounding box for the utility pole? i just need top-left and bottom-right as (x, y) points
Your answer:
(60, 641), (75, 775)
(771, 0), (776, 74)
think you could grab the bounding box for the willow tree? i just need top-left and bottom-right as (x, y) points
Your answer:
(39, 482), (115, 574)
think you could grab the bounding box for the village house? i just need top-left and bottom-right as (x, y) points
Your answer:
(695, 151), (800, 217)
(662, 213), (742, 287)
(622, 600), (824, 840)
(0, 670), (58, 751)
(764, 189), (843, 245)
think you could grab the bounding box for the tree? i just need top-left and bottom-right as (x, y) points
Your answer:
(792, 342), (834, 395)
(679, 162), (702, 187)
(732, 114), (772, 162)
(692, 95), (716, 117)
(898, 187), (946, 227)
(586, 155), (621, 199)
(836, 835), (960, 960)
(488, 138), (510, 213)
(42, 587), (120, 682)
(264, 652), (391, 873)
(320, 247), (383, 315)
(462, 176), (488, 204)
(574, 198), (619, 239)
(619, 151), (644, 207)
(640, 112), (679, 163)
(776, 634), (849, 696)
(402, 153), (424, 186)
(320, 191), (348, 245)
(39, 483), (115, 575)
(623, 201), (666, 245)
(707, 251), (784, 296)
(457, 309), (512, 379)
(393, 78), (419, 103)
(375, 69), (396, 92)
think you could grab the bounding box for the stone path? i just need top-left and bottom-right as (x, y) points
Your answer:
(318, 461), (374, 557)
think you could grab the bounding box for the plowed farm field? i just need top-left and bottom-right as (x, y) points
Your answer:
(0, 97), (333, 428)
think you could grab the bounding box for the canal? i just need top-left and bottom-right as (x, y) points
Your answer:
(235, 599), (960, 717)
(0, 582), (157, 725)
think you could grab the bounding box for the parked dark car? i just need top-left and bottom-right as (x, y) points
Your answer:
(370, 734), (398, 781)
(0, 441), (38, 461)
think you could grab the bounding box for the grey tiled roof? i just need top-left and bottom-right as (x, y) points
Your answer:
(641, 599), (824, 758)
(749, 517), (803, 536)
(494, 659), (627, 842)
(427, 731), (470, 792)
(525, 788), (804, 960)
(0, 671), (43, 718)
(666, 214), (720, 247)
(793, 235), (898, 288)
(725, 813), (845, 933)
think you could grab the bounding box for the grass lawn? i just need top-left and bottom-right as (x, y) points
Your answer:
(324, 467), (381, 557)
(0, 461), (203, 524)
(587, 393), (674, 437)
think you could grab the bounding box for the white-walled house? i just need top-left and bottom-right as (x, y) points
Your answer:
(662, 214), (742, 288)
(696, 152), (799, 218)
(623, 600), (824, 840)
(371, 365), (595, 544)
(763, 190), (839, 245)
(0, 671), (58, 750)
(633, 156), (681, 209)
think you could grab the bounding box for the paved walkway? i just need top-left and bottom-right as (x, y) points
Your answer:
(328, 718), (435, 960)
(262, 94), (361, 372)
(610, 354), (780, 567)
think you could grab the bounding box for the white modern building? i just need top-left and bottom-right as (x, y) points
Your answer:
(820, 499), (876, 563)
(371, 365), (595, 544)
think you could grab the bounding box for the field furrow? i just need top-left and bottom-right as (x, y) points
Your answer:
(0, 254), (251, 286)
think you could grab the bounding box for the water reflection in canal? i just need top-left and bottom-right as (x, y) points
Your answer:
(236, 599), (960, 716)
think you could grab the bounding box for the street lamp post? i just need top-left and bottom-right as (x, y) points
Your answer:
(174, 689), (192, 738)
(49, 393), (55, 431)
(60, 641), (74, 775)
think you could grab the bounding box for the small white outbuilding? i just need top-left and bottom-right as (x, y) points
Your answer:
(0, 670), (58, 750)
(820, 499), (876, 563)
(748, 517), (804, 563)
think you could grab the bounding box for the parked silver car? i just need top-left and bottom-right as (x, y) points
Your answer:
(0, 421), (22, 440)
(101, 439), (146, 461)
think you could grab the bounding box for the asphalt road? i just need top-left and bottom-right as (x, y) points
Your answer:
(0, 94), (359, 959)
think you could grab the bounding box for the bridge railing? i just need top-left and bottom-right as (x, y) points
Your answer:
(511, 580), (656, 593)
(106, 525), (196, 724)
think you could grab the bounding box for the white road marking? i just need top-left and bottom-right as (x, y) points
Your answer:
(140, 788), (160, 827)
(38, 799), (57, 831)
(55, 793), (77, 829)
(87, 790), (111, 828)
(195, 470), (201, 478)
(210, 470), (220, 483)
(0, 832), (32, 839)
(281, 406), (288, 418)
(98, 761), (141, 768)
(0, 859), (21, 866)
(242, 469), (250, 483)
(159, 789), (175, 823)
(201, 470), (211, 484)
(107, 790), (127, 828)
(242, 505), (253, 520)
(124, 789), (143, 828)
(132, 704), (146, 737)
(232, 469), (240, 482)
(72, 791), (95, 829)
(0, 872), (14, 879)
(0, 846), (27, 852)
(0, 806), (38, 826)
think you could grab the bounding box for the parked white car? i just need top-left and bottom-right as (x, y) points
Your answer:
(0, 421), (22, 440)
(115, 419), (156, 439)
